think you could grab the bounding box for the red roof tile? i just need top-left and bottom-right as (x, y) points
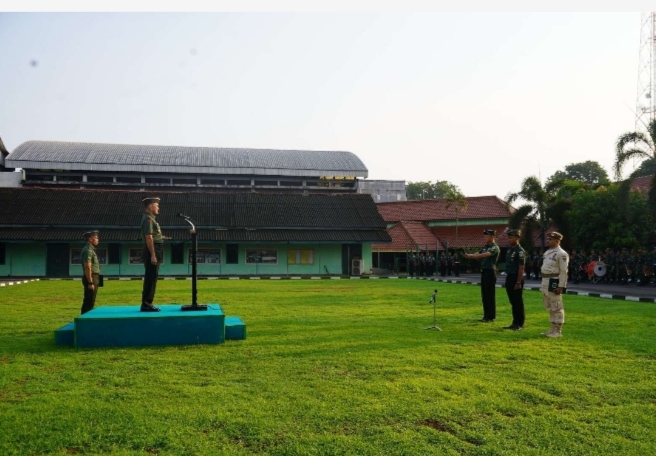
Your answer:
(376, 196), (512, 222)
(373, 221), (441, 252)
(431, 224), (510, 249)
(630, 175), (653, 193)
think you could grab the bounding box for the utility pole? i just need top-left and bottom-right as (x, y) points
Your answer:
(636, 12), (656, 134)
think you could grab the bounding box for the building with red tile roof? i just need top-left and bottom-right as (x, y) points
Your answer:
(371, 196), (514, 273)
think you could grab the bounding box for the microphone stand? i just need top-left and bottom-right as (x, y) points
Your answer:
(424, 289), (441, 331)
(179, 215), (208, 311)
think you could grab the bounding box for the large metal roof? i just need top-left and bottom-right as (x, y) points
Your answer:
(6, 140), (369, 177)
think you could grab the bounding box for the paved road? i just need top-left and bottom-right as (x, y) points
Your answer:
(428, 273), (656, 300)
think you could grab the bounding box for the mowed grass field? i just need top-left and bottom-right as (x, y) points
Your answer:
(1, 279), (655, 456)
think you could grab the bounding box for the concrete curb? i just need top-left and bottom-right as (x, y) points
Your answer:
(412, 276), (656, 304)
(0, 279), (40, 288)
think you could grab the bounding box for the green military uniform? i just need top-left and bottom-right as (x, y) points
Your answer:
(80, 231), (101, 314)
(478, 230), (500, 322)
(141, 198), (164, 310)
(504, 230), (526, 329)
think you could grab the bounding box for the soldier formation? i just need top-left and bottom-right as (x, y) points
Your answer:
(407, 252), (436, 278)
(568, 247), (656, 286)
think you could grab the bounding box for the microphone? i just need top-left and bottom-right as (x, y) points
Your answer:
(178, 213), (191, 219)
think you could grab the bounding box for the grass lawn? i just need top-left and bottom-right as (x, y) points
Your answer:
(1, 279), (655, 456)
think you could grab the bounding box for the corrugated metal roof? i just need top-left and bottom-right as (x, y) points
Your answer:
(0, 188), (387, 230)
(6, 140), (368, 177)
(0, 228), (390, 243)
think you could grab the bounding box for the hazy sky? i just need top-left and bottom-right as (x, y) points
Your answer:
(0, 12), (644, 198)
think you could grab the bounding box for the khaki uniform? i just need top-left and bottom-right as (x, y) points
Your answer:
(541, 247), (569, 325)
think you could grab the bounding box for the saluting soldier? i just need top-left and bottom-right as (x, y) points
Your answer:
(80, 230), (101, 314)
(140, 197), (169, 312)
(540, 232), (569, 338)
(464, 229), (500, 322)
(504, 229), (526, 330)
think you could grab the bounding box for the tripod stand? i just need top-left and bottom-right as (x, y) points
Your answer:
(424, 289), (441, 331)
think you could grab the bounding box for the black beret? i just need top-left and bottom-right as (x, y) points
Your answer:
(483, 229), (496, 236)
(507, 229), (521, 237)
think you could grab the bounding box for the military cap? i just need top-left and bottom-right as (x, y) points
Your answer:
(546, 231), (563, 240)
(83, 230), (100, 239)
(483, 229), (496, 235)
(507, 229), (521, 237)
(142, 196), (161, 207)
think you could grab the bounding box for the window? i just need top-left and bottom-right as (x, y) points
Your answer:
(145, 177), (171, 184)
(280, 180), (302, 187)
(108, 244), (121, 264)
(71, 248), (107, 265)
(129, 248), (144, 265)
(171, 243), (185, 264)
(172, 178), (197, 185)
(116, 176), (142, 184)
(226, 179), (251, 186)
(288, 249), (314, 265)
(190, 249), (221, 264)
(246, 249), (278, 264)
(226, 244), (239, 264)
(254, 180), (277, 186)
(0, 243), (5, 265)
(201, 178), (224, 185)
(87, 175), (113, 183)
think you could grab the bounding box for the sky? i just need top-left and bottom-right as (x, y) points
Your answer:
(0, 12), (646, 198)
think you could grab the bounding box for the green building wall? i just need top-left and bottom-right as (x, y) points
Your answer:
(0, 243), (47, 277)
(0, 242), (366, 277)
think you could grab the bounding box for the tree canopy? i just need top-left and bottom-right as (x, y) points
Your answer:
(546, 160), (610, 188)
(406, 180), (461, 200)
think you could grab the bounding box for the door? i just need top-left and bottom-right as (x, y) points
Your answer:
(341, 243), (363, 275)
(47, 243), (70, 277)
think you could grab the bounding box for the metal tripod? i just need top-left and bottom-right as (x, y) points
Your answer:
(424, 289), (441, 331)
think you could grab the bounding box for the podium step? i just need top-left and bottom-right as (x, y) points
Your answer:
(225, 316), (246, 340)
(55, 322), (75, 346)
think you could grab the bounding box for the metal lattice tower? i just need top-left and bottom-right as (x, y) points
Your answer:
(636, 12), (656, 133)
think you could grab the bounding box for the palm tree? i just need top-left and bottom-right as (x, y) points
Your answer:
(445, 190), (468, 248)
(614, 118), (656, 216)
(505, 176), (554, 250)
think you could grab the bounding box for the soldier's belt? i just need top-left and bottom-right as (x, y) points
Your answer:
(541, 273), (559, 278)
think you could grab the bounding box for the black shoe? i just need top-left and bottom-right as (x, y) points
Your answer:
(140, 304), (160, 312)
(503, 325), (515, 329)
(479, 318), (494, 323)
(511, 326), (523, 331)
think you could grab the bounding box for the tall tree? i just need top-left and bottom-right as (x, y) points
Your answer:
(614, 118), (656, 216)
(567, 185), (656, 251)
(444, 189), (468, 247)
(629, 157), (656, 178)
(506, 176), (556, 249)
(406, 180), (461, 200)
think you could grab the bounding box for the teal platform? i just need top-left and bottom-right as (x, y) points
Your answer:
(55, 322), (75, 346)
(74, 304), (225, 348)
(225, 316), (247, 340)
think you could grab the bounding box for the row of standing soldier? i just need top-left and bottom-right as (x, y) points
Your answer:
(407, 252), (463, 278)
(569, 248), (655, 285)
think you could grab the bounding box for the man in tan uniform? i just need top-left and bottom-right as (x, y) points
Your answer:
(540, 232), (569, 338)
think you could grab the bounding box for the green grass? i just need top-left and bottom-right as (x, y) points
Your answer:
(1, 279), (655, 456)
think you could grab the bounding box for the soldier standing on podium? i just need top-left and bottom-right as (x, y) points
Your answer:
(140, 197), (170, 312)
(80, 230), (101, 314)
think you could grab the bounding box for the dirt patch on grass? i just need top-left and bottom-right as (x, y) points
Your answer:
(420, 419), (456, 434)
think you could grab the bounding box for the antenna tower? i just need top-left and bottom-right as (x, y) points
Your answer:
(636, 12), (656, 133)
